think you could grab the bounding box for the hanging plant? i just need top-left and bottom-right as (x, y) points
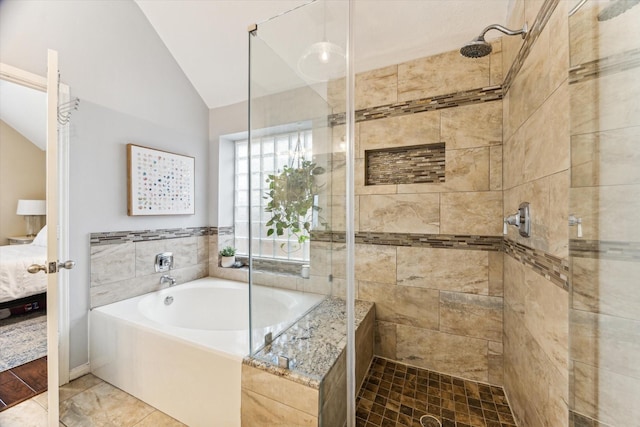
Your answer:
(264, 159), (325, 249)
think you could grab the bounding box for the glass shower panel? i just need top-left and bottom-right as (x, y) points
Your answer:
(248, 1), (352, 425)
(568, 1), (640, 426)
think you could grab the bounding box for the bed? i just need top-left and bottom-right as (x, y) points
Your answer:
(0, 226), (47, 308)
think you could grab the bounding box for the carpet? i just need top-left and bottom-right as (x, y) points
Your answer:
(0, 312), (47, 371)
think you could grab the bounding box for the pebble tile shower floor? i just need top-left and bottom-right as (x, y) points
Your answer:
(356, 357), (517, 427)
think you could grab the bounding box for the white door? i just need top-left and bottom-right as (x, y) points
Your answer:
(45, 48), (74, 426)
(45, 48), (63, 426)
(1, 49), (71, 426)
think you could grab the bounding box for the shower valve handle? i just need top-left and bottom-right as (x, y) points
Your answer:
(503, 202), (531, 237)
(568, 215), (583, 238)
(503, 212), (521, 234)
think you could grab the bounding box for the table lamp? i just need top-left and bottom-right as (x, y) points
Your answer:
(16, 199), (46, 237)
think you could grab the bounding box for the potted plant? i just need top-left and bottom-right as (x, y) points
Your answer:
(265, 159), (325, 251)
(219, 246), (237, 268)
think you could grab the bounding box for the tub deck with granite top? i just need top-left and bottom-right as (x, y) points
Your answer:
(241, 297), (375, 426)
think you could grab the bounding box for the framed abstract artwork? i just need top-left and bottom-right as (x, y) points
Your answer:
(127, 144), (195, 216)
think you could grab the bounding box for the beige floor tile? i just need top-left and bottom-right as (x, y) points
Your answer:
(132, 410), (186, 427)
(60, 374), (105, 403)
(32, 391), (48, 410)
(60, 381), (155, 427)
(0, 398), (48, 427)
(33, 374), (105, 410)
(3, 377), (182, 426)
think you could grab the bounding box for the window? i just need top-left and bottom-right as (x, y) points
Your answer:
(234, 130), (313, 261)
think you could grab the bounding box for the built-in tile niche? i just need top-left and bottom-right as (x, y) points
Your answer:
(364, 142), (445, 186)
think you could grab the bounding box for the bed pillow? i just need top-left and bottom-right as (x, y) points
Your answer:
(32, 225), (47, 246)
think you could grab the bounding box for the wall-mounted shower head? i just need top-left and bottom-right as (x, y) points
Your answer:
(597, 0), (640, 21)
(460, 23), (528, 58)
(460, 38), (494, 59)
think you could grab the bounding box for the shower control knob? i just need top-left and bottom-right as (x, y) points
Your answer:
(568, 215), (583, 238)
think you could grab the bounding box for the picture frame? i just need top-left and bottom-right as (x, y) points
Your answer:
(127, 144), (195, 216)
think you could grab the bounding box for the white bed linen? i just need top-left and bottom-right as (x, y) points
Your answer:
(0, 244), (47, 303)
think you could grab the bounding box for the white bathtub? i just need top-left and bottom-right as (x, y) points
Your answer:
(90, 277), (324, 427)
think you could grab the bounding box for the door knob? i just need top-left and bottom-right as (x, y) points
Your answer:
(27, 260), (75, 274)
(27, 264), (47, 274)
(58, 260), (75, 270)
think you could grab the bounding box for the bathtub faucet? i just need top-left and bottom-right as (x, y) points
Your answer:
(160, 275), (177, 287)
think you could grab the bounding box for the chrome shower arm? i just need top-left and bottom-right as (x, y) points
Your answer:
(479, 23), (528, 39)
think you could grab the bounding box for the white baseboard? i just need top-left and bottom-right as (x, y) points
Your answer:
(69, 363), (91, 381)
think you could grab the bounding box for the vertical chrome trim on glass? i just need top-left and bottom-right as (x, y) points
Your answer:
(247, 24), (256, 355)
(345, 0), (356, 425)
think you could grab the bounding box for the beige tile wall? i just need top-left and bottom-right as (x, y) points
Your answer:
(90, 235), (209, 308)
(502, 0), (572, 426)
(241, 365), (319, 426)
(325, 41), (506, 386)
(567, 2), (640, 426)
(240, 305), (374, 426)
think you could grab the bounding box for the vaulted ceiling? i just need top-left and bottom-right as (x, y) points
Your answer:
(1, 1), (512, 145)
(135, 0), (511, 109)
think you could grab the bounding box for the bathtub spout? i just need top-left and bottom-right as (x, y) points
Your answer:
(160, 275), (177, 287)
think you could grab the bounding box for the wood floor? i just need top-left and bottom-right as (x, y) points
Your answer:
(0, 357), (47, 412)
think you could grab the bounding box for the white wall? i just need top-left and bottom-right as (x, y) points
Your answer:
(0, 0), (209, 369)
(209, 101), (248, 227)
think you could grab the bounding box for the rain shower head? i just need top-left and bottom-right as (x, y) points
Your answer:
(597, 0), (640, 21)
(460, 23), (528, 58)
(460, 38), (493, 59)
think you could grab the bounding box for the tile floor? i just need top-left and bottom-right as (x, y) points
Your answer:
(0, 356), (48, 411)
(356, 357), (517, 427)
(0, 373), (185, 427)
(2, 356), (517, 427)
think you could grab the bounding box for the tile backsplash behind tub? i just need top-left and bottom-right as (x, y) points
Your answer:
(90, 227), (209, 308)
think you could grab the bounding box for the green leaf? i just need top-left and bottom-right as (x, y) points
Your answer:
(260, 159), (325, 253)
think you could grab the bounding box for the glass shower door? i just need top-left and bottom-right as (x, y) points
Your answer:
(568, 1), (640, 425)
(245, 1), (354, 425)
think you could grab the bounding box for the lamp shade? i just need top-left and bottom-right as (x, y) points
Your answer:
(16, 199), (46, 216)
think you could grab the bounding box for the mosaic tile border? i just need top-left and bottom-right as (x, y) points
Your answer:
(90, 227), (575, 293)
(311, 231), (504, 252)
(217, 225), (234, 236)
(90, 226), (212, 245)
(329, 86), (503, 127)
(502, 0), (559, 93)
(569, 47), (640, 85)
(235, 255), (303, 276)
(504, 238), (569, 291)
(325, 0), (558, 129)
(569, 410), (614, 427)
(356, 356), (517, 427)
(570, 239), (640, 262)
(365, 143), (446, 186)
